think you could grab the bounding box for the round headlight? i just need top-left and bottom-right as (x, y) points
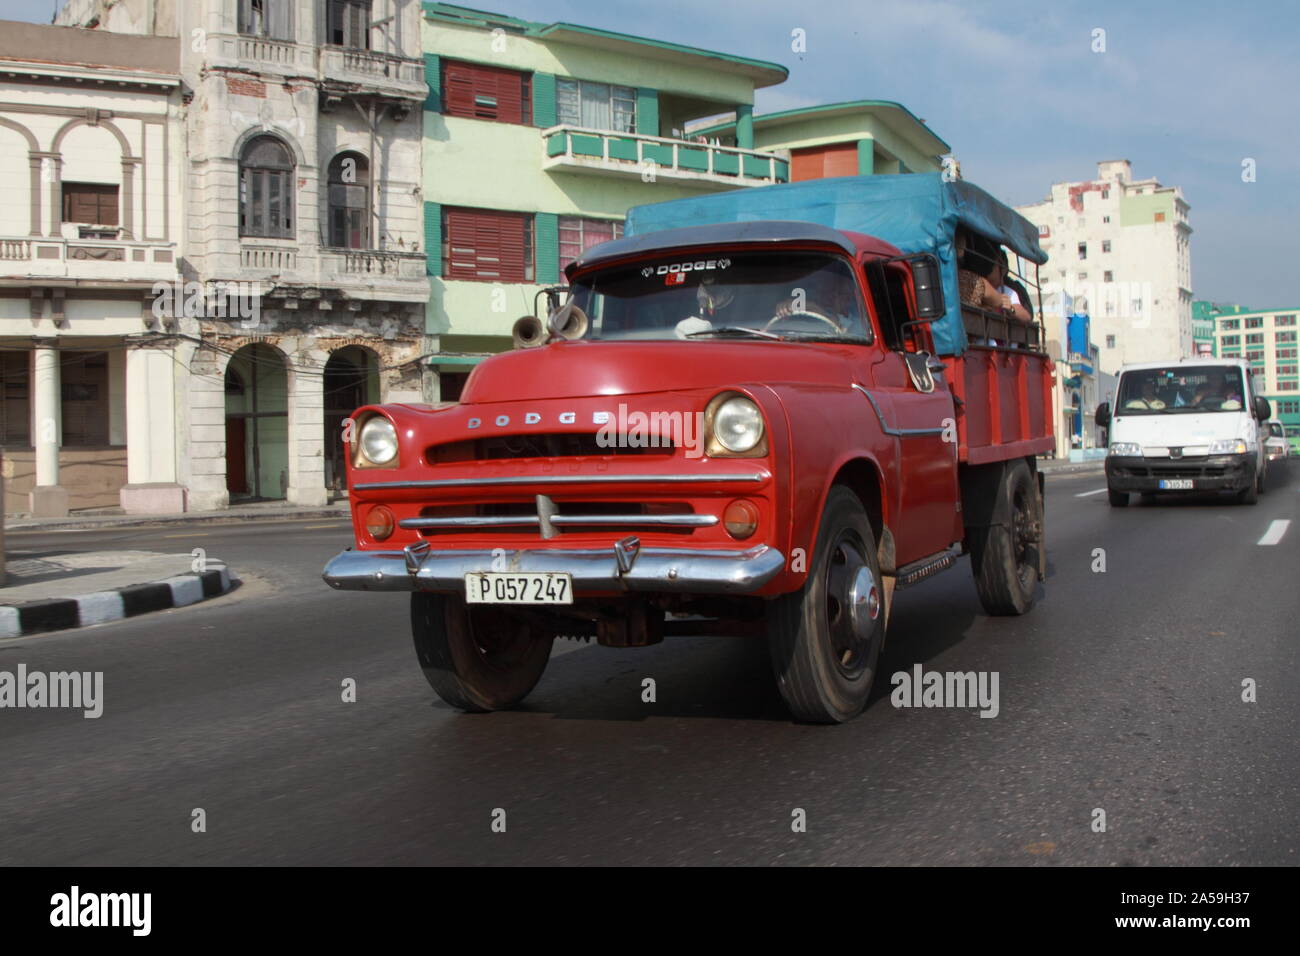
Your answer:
(359, 416), (399, 465)
(713, 396), (764, 454)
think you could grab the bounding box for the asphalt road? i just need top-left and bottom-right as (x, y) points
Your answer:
(1, 464), (1296, 865)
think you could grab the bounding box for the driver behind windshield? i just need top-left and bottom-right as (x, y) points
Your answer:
(1124, 377), (1166, 410)
(771, 272), (854, 331)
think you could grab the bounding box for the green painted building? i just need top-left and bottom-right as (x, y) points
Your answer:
(421, 2), (793, 396)
(1204, 302), (1300, 453)
(691, 100), (949, 180)
(419, 4), (950, 399)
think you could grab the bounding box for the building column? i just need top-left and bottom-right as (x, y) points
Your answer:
(286, 349), (328, 506)
(120, 346), (186, 514)
(30, 344), (68, 517)
(46, 156), (62, 237)
(186, 346), (230, 512)
(857, 137), (875, 176)
(120, 157), (139, 240)
(735, 104), (754, 150)
(27, 154), (43, 236)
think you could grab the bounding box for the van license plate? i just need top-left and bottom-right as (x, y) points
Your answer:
(1158, 479), (1193, 490)
(465, 572), (573, 605)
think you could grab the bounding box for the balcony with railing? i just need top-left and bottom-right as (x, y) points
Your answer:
(320, 248), (429, 302)
(318, 46), (427, 101)
(542, 126), (789, 188)
(0, 236), (177, 282)
(239, 242), (298, 274)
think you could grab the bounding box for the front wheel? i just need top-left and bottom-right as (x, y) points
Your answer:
(1108, 488), (1129, 507)
(411, 593), (554, 712)
(969, 460), (1042, 615)
(767, 486), (886, 724)
(1238, 478), (1258, 505)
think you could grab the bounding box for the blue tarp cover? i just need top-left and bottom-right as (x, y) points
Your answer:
(625, 173), (1047, 355)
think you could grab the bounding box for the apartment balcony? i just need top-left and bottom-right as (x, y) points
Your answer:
(240, 241), (299, 275)
(206, 32), (313, 76)
(320, 248), (429, 303)
(318, 47), (427, 103)
(542, 126), (789, 189)
(0, 236), (177, 284)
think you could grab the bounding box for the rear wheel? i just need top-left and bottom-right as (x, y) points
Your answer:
(768, 486), (885, 724)
(1108, 488), (1129, 507)
(411, 593), (554, 712)
(970, 460), (1042, 615)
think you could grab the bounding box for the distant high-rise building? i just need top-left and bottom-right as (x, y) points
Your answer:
(1016, 160), (1192, 374)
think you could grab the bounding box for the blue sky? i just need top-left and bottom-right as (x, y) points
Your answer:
(9, 0), (1297, 307)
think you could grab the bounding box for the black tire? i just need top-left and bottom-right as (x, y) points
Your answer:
(411, 592), (553, 712)
(1237, 478), (1258, 505)
(1108, 488), (1129, 507)
(1256, 463), (1266, 495)
(767, 486), (885, 724)
(969, 460), (1041, 615)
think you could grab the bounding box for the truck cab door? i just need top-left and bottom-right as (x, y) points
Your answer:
(860, 259), (962, 563)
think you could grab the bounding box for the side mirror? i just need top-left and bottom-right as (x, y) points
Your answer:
(908, 254), (946, 319)
(1094, 402), (1111, 427)
(1254, 395), (1271, 421)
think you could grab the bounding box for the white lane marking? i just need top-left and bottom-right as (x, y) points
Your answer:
(1075, 488), (1108, 497)
(1257, 520), (1290, 546)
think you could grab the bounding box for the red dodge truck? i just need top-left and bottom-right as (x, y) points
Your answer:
(323, 176), (1054, 723)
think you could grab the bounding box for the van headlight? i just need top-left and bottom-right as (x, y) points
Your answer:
(705, 393), (766, 457)
(1208, 438), (1248, 455)
(1109, 442), (1141, 457)
(358, 416), (399, 466)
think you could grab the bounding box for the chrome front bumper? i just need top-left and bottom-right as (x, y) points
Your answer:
(322, 542), (785, 595)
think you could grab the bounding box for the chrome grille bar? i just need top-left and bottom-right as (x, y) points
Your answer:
(399, 513), (717, 530)
(355, 473), (764, 491)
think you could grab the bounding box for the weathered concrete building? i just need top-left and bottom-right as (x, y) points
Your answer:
(56, 0), (431, 510)
(0, 20), (185, 516)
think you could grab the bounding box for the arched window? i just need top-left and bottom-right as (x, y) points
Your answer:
(328, 152), (369, 249)
(239, 136), (294, 239)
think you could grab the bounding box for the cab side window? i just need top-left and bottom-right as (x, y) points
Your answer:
(865, 262), (915, 351)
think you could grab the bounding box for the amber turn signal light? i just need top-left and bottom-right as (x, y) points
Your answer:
(723, 499), (760, 539)
(365, 505), (395, 541)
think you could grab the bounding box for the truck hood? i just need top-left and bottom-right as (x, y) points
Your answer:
(461, 339), (858, 403)
(1110, 410), (1257, 449)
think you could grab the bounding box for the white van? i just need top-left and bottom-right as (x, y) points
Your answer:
(1096, 359), (1270, 506)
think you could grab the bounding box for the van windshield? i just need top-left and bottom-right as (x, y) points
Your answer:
(567, 251), (872, 343)
(1116, 365), (1246, 415)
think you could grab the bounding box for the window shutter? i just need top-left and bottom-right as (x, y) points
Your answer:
(443, 208), (530, 282)
(635, 88), (659, 136)
(442, 60), (529, 124)
(424, 201), (441, 276)
(424, 54), (441, 112)
(534, 213), (558, 284)
(532, 72), (556, 128)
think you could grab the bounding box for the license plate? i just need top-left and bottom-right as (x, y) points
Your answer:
(465, 572), (573, 605)
(1158, 479), (1194, 490)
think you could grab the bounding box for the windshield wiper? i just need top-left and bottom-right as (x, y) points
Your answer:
(683, 326), (783, 340)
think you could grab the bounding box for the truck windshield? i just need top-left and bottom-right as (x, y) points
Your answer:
(1116, 365), (1246, 414)
(567, 251), (871, 343)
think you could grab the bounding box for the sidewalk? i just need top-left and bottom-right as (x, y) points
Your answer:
(5, 498), (350, 534)
(0, 550), (237, 638)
